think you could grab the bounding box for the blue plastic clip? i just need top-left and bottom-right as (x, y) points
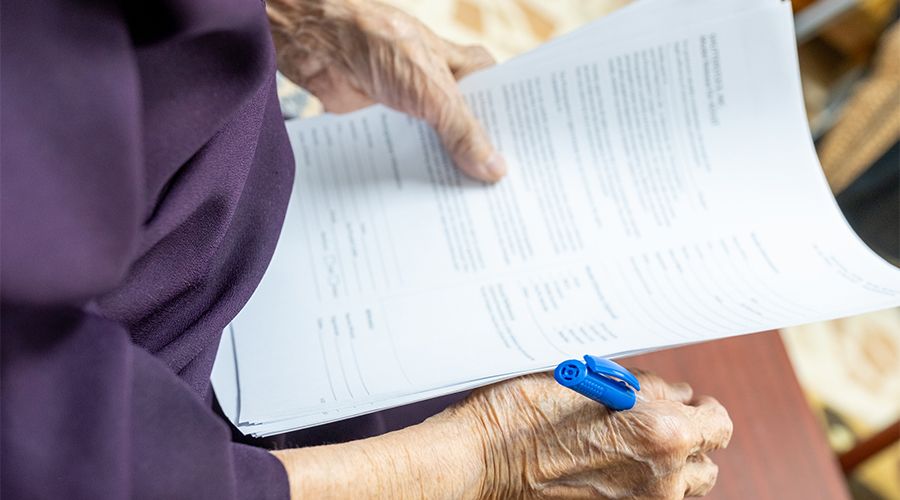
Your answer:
(554, 355), (640, 411)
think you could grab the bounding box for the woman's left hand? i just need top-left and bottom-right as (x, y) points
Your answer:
(267, 0), (507, 182)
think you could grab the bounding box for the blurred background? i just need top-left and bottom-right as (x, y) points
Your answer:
(278, 1), (900, 498)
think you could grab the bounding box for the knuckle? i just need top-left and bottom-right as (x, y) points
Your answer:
(423, 94), (458, 129)
(708, 403), (734, 446)
(356, 8), (416, 41)
(647, 475), (684, 500)
(669, 429), (695, 455)
(642, 413), (670, 439)
(671, 382), (693, 399)
(662, 483), (684, 500)
(722, 414), (734, 443)
(708, 463), (720, 485)
(644, 413), (693, 456)
(435, 107), (483, 154)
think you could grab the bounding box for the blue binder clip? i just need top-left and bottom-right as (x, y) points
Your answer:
(554, 355), (640, 411)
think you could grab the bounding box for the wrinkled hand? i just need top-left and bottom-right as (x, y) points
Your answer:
(457, 371), (733, 499)
(267, 0), (506, 181)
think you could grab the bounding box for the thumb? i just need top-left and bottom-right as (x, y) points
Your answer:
(419, 77), (507, 182)
(443, 40), (497, 80)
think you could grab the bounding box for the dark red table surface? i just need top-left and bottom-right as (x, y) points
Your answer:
(623, 331), (850, 500)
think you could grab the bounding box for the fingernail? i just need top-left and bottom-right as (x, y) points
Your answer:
(480, 153), (507, 181)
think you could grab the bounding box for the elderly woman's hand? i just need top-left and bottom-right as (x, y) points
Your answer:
(455, 371), (733, 499)
(273, 370), (732, 499)
(267, 0), (506, 182)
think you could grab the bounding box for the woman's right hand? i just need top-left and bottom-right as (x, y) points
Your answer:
(273, 370), (731, 500)
(454, 371), (733, 499)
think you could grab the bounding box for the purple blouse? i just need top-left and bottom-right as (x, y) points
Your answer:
(2, 0), (294, 498)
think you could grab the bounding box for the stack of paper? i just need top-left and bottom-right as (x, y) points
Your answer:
(212, 0), (900, 437)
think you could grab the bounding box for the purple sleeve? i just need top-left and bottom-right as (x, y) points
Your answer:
(1, 1), (290, 498)
(2, 307), (287, 499)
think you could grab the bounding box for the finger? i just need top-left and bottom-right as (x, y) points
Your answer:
(667, 383), (694, 404)
(304, 68), (376, 113)
(683, 454), (718, 497)
(422, 77), (507, 181)
(443, 41), (497, 79)
(641, 381), (692, 404)
(631, 370), (693, 403)
(687, 395), (733, 452)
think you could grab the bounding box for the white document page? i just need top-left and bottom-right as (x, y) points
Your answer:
(215, 0), (786, 435)
(213, 0), (721, 434)
(213, 0), (765, 434)
(214, 1), (900, 434)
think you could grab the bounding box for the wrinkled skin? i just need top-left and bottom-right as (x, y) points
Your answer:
(448, 372), (733, 499)
(267, 0), (506, 181)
